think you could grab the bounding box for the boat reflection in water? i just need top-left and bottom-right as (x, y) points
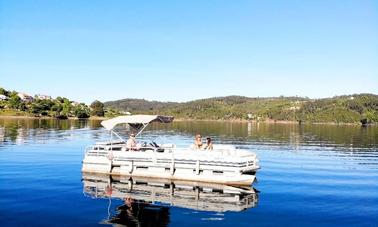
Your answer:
(82, 173), (259, 226)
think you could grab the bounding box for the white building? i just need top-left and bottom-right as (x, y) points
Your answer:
(71, 101), (80, 106)
(0, 94), (7, 100)
(17, 93), (33, 102)
(36, 94), (52, 100)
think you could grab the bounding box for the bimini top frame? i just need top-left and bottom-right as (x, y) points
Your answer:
(100, 115), (174, 142)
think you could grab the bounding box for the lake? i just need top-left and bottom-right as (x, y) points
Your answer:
(0, 118), (377, 226)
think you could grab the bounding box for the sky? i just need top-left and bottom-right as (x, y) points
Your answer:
(0, 0), (377, 104)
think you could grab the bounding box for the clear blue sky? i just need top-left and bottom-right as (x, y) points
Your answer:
(0, 0), (377, 104)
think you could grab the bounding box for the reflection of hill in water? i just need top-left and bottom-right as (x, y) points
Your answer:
(1, 118), (377, 149)
(0, 118), (103, 143)
(82, 173), (259, 225)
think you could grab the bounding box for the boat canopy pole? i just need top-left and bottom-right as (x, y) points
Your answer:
(135, 123), (149, 137)
(111, 130), (127, 143)
(107, 123), (150, 143)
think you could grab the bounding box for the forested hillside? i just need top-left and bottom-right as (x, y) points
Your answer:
(104, 98), (179, 112)
(105, 94), (378, 124)
(2, 85), (377, 124)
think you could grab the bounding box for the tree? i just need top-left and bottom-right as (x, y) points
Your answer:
(61, 99), (72, 116)
(73, 104), (90, 118)
(56, 96), (64, 103)
(0, 101), (5, 109)
(51, 102), (63, 112)
(90, 100), (105, 117)
(0, 87), (9, 96)
(28, 99), (53, 116)
(29, 102), (42, 114)
(8, 95), (22, 109)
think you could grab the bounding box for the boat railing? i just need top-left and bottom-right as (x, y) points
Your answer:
(169, 147), (256, 158)
(85, 144), (257, 159)
(84, 145), (93, 154)
(84, 145), (110, 157)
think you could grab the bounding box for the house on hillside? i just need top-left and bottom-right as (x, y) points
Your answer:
(17, 93), (33, 102)
(0, 94), (7, 100)
(36, 94), (52, 100)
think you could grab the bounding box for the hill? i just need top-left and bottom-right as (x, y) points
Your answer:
(104, 98), (179, 112)
(104, 94), (378, 124)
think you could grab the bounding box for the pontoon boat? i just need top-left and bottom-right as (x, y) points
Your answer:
(82, 115), (260, 186)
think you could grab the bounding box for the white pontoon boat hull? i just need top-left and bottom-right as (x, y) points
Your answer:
(82, 143), (259, 186)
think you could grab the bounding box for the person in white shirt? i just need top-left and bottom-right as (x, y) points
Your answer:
(193, 134), (203, 149)
(126, 133), (140, 151)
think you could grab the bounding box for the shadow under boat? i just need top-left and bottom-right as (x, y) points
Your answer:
(82, 172), (259, 215)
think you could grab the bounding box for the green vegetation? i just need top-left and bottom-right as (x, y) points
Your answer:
(298, 94), (378, 124)
(0, 87), (111, 119)
(90, 100), (105, 117)
(1, 86), (377, 124)
(104, 98), (178, 111)
(105, 94), (378, 124)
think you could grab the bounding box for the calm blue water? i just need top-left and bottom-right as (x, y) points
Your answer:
(0, 119), (377, 226)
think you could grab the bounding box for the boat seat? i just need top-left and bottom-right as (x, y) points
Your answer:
(156, 148), (165, 152)
(139, 147), (154, 152)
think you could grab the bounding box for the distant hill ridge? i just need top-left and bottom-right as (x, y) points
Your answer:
(104, 94), (378, 123)
(105, 98), (179, 112)
(105, 95), (309, 110)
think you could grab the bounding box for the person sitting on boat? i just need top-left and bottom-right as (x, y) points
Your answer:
(126, 133), (140, 151)
(194, 134), (203, 149)
(203, 137), (213, 150)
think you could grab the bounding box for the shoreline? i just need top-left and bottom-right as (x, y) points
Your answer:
(0, 115), (374, 126)
(173, 118), (371, 126)
(0, 115), (107, 120)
